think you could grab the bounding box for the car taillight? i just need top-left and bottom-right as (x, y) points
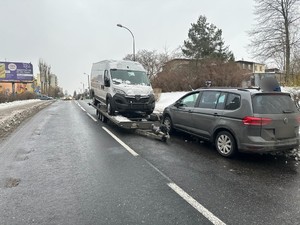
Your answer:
(242, 116), (272, 126)
(297, 116), (300, 124)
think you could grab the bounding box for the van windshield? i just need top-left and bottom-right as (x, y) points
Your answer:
(110, 69), (150, 86)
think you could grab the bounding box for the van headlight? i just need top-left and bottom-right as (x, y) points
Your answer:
(113, 88), (126, 95)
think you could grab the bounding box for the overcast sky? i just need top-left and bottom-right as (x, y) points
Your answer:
(0, 0), (255, 95)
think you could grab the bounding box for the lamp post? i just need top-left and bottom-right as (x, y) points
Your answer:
(117, 24), (135, 61)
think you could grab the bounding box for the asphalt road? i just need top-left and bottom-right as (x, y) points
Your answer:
(0, 100), (299, 225)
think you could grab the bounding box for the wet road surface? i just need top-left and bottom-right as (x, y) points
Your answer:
(0, 100), (299, 225)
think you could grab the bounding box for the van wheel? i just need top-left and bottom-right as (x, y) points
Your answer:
(162, 116), (173, 134)
(107, 99), (115, 116)
(93, 97), (99, 106)
(100, 113), (107, 123)
(90, 89), (95, 98)
(146, 110), (154, 115)
(215, 131), (237, 157)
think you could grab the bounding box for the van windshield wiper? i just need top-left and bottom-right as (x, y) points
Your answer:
(282, 110), (294, 113)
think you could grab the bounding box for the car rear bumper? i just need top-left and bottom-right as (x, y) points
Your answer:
(239, 137), (300, 153)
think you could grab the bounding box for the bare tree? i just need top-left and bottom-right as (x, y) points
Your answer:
(124, 48), (180, 80)
(249, 0), (300, 79)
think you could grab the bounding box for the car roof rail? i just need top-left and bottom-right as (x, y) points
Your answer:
(237, 87), (261, 92)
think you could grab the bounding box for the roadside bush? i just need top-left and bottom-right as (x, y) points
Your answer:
(0, 92), (38, 104)
(152, 59), (248, 92)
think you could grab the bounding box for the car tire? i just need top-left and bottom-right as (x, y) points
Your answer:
(107, 99), (115, 116)
(215, 131), (237, 157)
(162, 116), (174, 134)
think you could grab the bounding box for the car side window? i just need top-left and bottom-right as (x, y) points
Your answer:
(198, 91), (220, 109)
(179, 92), (199, 107)
(216, 92), (227, 109)
(225, 93), (241, 110)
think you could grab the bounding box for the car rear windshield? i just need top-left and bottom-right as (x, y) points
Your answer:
(252, 93), (298, 114)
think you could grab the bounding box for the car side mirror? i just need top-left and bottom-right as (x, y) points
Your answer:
(175, 101), (184, 108)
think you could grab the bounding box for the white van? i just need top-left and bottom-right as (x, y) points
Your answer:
(90, 60), (155, 115)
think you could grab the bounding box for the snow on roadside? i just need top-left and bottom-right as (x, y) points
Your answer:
(0, 99), (42, 110)
(0, 100), (53, 139)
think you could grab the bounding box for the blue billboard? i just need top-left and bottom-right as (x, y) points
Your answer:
(0, 61), (33, 82)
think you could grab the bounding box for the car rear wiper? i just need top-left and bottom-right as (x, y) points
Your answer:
(282, 110), (294, 113)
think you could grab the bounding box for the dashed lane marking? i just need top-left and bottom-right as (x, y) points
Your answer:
(87, 113), (97, 122)
(75, 101), (86, 112)
(76, 101), (97, 122)
(102, 126), (139, 157)
(167, 183), (226, 225)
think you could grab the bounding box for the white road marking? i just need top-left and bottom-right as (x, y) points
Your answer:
(87, 113), (97, 122)
(76, 102), (97, 122)
(102, 127), (139, 157)
(168, 183), (226, 225)
(75, 101), (86, 112)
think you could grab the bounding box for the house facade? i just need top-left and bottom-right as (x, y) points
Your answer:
(235, 60), (283, 87)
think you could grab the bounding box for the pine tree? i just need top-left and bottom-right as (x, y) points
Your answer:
(182, 15), (234, 61)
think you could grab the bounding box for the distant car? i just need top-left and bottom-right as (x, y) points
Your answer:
(162, 88), (300, 157)
(38, 95), (53, 100)
(62, 96), (72, 100)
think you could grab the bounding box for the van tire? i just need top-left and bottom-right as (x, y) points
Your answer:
(100, 113), (107, 123)
(146, 110), (154, 115)
(90, 89), (95, 99)
(107, 99), (115, 116)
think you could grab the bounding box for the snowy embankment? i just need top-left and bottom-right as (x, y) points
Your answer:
(0, 99), (53, 139)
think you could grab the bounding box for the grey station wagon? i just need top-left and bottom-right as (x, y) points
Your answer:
(162, 88), (300, 157)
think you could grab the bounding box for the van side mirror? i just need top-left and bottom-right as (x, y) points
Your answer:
(104, 70), (110, 87)
(104, 78), (110, 87)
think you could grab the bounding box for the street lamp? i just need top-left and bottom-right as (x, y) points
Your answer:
(117, 23), (136, 61)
